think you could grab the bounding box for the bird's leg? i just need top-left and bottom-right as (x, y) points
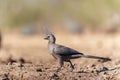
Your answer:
(56, 58), (64, 72)
(69, 60), (74, 72)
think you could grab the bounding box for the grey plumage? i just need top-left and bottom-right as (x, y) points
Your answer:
(44, 27), (111, 72)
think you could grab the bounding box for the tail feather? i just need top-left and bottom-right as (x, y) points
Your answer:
(82, 55), (111, 61)
(71, 54), (111, 61)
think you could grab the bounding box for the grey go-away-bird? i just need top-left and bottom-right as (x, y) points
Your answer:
(44, 27), (111, 72)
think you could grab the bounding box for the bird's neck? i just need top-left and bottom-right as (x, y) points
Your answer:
(48, 40), (55, 44)
(48, 37), (56, 44)
(48, 41), (55, 52)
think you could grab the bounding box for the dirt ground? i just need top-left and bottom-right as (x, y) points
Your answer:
(0, 32), (120, 80)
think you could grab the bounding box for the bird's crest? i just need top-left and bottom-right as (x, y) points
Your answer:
(43, 26), (53, 35)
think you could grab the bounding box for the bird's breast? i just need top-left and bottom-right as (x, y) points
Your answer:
(48, 45), (55, 54)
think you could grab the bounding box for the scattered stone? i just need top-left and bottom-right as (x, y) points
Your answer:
(36, 68), (42, 72)
(101, 67), (109, 71)
(104, 72), (108, 75)
(2, 74), (9, 80)
(91, 64), (96, 68)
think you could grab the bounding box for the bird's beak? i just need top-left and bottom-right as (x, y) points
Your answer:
(44, 36), (49, 40)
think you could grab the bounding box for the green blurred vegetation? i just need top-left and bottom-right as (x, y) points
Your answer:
(0, 0), (120, 28)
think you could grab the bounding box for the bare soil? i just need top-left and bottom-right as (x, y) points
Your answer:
(0, 32), (120, 80)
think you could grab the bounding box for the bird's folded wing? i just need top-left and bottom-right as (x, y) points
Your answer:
(53, 44), (84, 56)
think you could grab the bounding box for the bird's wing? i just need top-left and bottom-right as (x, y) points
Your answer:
(53, 44), (84, 56)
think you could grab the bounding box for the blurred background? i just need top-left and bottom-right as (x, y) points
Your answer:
(0, 0), (120, 64)
(1, 0), (120, 32)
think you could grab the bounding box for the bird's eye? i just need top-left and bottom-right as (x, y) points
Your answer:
(47, 35), (50, 38)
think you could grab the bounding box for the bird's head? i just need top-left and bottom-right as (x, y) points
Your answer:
(43, 26), (56, 43)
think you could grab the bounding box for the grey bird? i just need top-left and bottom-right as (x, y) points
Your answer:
(44, 27), (111, 72)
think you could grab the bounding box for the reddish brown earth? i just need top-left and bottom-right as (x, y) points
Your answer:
(0, 32), (120, 80)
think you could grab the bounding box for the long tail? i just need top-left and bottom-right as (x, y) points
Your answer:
(71, 54), (111, 61)
(82, 55), (111, 61)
